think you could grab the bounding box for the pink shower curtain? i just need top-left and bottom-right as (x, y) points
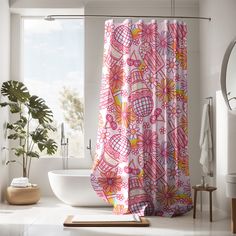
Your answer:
(91, 19), (192, 217)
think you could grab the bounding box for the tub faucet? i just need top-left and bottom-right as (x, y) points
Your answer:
(61, 123), (69, 169)
(87, 139), (94, 160)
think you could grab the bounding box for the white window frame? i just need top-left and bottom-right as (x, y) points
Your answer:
(10, 13), (93, 165)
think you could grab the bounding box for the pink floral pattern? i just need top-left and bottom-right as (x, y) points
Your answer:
(137, 130), (159, 156)
(98, 171), (122, 194)
(91, 19), (192, 217)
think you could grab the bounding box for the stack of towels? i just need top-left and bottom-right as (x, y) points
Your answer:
(11, 177), (30, 188)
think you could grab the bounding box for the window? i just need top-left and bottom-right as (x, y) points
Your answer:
(23, 18), (84, 158)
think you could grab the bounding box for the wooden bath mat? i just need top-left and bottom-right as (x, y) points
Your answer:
(63, 215), (150, 227)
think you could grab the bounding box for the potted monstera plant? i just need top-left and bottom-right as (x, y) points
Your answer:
(0, 80), (57, 204)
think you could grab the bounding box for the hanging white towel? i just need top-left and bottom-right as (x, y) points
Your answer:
(199, 104), (212, 174)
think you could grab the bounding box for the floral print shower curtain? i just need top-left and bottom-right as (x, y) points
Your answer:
(91, 19), (192, 217)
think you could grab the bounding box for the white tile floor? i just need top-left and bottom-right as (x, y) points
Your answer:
(0, 197), (232, 236)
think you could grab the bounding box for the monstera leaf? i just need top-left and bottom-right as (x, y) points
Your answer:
(15, 116), (27, 128)
(8, 132), (26, 140)
(28, 95), (53, 124)
(42, 123), (57, 131)
(0, 102), (21, 113)
(27, 151), (40, 158)
(38, 139), (57, 154)
(7, 116), (27, 132)
(30, 128), (48, 143)
(1, 80), (30, 103)
(11, 147), (26, 157)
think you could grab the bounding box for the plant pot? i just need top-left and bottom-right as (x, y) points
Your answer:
(6, 186), (40, 205)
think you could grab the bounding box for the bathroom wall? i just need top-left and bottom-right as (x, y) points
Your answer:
(199, 0), (236, 215)
(10, 0), (84, 15)
(10, 0), (84, 8)
(85, 0), (202, 188)
(0, 0), (10, 202)
(9, 0), (202, 196)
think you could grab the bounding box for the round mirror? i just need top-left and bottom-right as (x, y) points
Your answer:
(221, 39), (236, 110)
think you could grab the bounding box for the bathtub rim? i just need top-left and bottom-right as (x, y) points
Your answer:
(48, 169), (92, 177)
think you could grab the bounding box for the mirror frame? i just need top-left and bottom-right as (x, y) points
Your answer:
(221, 38), (236, 111)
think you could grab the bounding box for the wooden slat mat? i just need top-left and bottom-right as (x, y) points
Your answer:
(63, 215), (150, 227)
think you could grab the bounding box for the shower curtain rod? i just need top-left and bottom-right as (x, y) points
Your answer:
(44, 14), (211, 21)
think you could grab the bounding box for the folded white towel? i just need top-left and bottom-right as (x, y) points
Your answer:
(72, 214), (140, 223)
(11, 177), (29, 188)
(199, 104), (213, 174)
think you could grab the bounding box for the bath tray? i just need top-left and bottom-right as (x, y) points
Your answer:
(63, 215), (150, 227)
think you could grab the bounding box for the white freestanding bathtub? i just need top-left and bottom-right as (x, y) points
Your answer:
(48, 169), (110, 206)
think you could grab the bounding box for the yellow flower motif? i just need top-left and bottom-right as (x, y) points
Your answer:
(176, 90), (187, 103)
(131, 28), (142, 40)
(178, 158), (190, 176)
(156, 185), (178, 207)
(138, 62), (146, 71)
(113, 204), (129, 214)
(176, 48), (187, 70)
(98, 171), (122, 194)
(156, 78), (176, 103)
(115, 103), (136, 128)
